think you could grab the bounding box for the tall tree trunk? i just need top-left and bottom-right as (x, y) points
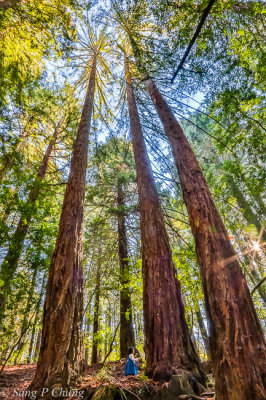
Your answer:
(124, 55), (204, 382)
(91, 263), (101, 365)
(0, 132), (57, 323)
(141, 76), (265, 399)
(225, 174), (266, 242)
(117, 180), (136, 358)
(27, 53), (97, 397)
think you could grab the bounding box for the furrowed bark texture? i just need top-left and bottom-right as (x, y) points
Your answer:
(125, 57), (204, 382)
(117, 180), (136, 358)
(28, 54), (97, 398)
(144, 77), (266, 400)
(0, 133), (57, 324)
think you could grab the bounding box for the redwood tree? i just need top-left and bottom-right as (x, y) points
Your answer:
(133, 68), (266, 398)
(117, 178), (136, 358)
(27, 52), (98, 397)
(124, 54), (204, 382)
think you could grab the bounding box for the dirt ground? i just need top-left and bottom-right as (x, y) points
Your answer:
(0, 361), (215, 400)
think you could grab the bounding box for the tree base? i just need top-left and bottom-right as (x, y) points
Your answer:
(26, 370), (83, 400)
(161, 373), (206, 399)
(81, 372), (207, 400)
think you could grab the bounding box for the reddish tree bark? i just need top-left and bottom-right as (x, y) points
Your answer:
(117, 179), (136, 358)
(143, 77), (266, 399)
(124, 55), (204, 382)
(27, 53), (97, 398)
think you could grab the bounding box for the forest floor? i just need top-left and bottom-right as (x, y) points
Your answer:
(0, 361), (215, 400)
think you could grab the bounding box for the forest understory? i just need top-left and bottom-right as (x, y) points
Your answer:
(0, 361), (215, 400)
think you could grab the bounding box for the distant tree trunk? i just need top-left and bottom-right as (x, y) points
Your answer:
(124, 55), (204, 383)
(0, 132), (57, 323)
(91, 263), (101, 365)
(27, 275), (46, 364)
(195, 304), (211, 361)
(103, 302), (111, 357)
(117, 180), (136, 358)
(34, 331), (42, 361)
(84, 293), (94, 366)
(84, 316), (90, 367)
(27, 53), (97, 397)
(226, 174), (266, 242)
(28, 326), (36, 364)
(142, 76), (265, 399)
(14, 268), (38, 364)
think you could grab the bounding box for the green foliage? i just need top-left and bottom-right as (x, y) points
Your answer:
(0, 0), (80, 110)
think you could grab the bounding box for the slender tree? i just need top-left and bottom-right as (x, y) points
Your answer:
(195, 305), (211, 361)
(127, 36), (265, 397)
(124, 53), (204, 382)
(27, 276), (46, 364)
(27, 46), (99, 397)
(14, 267), (38, 364)
(91, 262), (101, 365)
(0, 130), (58, 324)
(117, 178), (136, 358)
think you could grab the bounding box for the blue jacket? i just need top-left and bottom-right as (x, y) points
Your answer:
(125, 355), (138, 376)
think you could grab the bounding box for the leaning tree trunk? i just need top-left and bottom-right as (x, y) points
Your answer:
(117, 179), (136, 358)
(124, 55), (205, 383)
(91, 263), (101, 365)
(27, 53), (97, 398)
(0, 132), (58, 324)
(142, 76), (265, 399)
